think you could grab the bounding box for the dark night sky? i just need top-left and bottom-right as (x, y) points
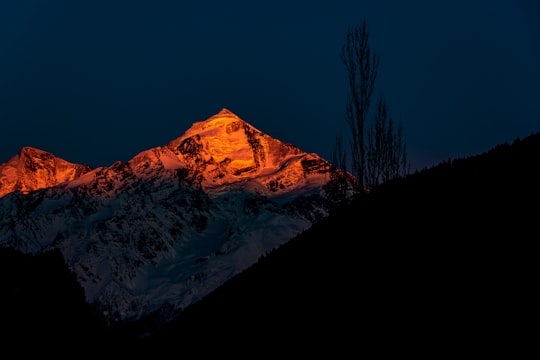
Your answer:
(1, 0), (539, 172)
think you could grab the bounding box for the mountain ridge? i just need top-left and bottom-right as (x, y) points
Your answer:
(1, 126), (537, 354)
(1, 108), (351, 199)
(0, 108), (356, 332)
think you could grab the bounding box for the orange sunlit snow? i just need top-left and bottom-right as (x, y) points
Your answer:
(0, 108), (354, 199)
(0, 147), (92, 198)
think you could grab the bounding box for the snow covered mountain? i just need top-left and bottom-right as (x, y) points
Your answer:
(0, 108), (356, 329)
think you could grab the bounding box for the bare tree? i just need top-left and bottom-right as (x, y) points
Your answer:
(338, 18), (409, 192)
(332, 127), (347, 172)
(365, 96), (410, 189)
(340, 18), (379, 192)
(388, 113), (410, 183)
(365, 96), (387, 189)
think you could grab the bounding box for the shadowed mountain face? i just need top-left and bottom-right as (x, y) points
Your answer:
(0, 108), (356, 332)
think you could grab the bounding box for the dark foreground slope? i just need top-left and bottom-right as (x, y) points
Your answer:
(137, 133), (539, 355)
(0, 247), (111, 352)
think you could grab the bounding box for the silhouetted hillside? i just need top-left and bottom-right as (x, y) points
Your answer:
(137, 133), (539, 355)
(0, 247), (110, 352)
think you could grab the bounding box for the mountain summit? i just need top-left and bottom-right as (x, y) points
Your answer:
(163, 107), (331, 196)
(0, 147), (92, 198)
(0, 109), (356, 332)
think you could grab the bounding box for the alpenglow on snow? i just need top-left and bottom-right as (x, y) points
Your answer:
(0, 108), (356, 327)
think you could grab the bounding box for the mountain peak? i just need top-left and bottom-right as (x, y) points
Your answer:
(216, 108), (239, 117)
(18, 146), (56, 160)
(164, 109), (315, 194)
(0, 147), (92, 198)
(20, 146), (46, 154)
(199, 108), (248, 131)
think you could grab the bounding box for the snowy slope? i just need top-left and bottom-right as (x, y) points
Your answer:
(0, 108), (356, 327)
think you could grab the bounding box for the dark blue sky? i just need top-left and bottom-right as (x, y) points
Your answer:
(1, 0), (539, 172)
